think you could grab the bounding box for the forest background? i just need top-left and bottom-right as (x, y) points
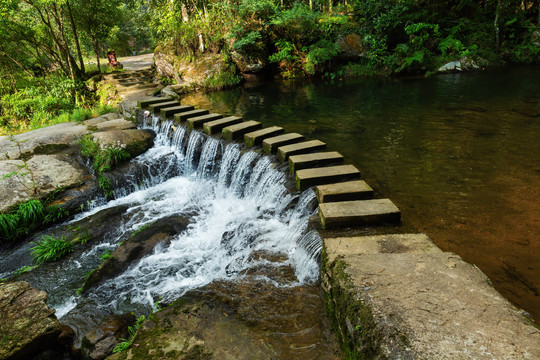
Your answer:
(0, 0), (538, 134)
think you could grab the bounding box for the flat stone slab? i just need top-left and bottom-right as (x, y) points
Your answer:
(289, 151), (344, 173)
(187, 113), (223, 129)
(82, 113), (122, 126)
(137, 97), (173, 108)
(203, 116), (243, 135)
(316, 180), (373, 203)
(277, 140), (326, 162)
(173, 109), (209, 122)
(318, 199), (400, 228)
(244, 126), (284, 147)
(322, 234), (540, 359)
(161, 105), (196, 118)
(94, 118), (136, 132)
(262, 133), (305, 154)
(222, 121), (262, 141)
(295, 164), (360, 191)
(148, 101), (180, 113)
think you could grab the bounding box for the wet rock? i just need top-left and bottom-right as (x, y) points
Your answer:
(82, 215), (190, 292)
(438, 57), (481, 73)
(161, 85), (183, 99)
(81, 314), (136, 360)
(92, 129), (155, 158)
(0, 281), (63, 360)
(336, 33), (367, 58)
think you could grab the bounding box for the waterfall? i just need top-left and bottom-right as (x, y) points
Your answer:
(184, 131), (205, 174)
(196, 138), (220, 180)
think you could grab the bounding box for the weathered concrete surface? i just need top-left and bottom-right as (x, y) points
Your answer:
(295, 164), (361, 191)
(203, 116), (243, 135)
(0, 122), (89, 160)
(137, 97), (173, 108)
(173, 108), (209, 122)
(277, 140), (326, 162)
(262, 133), (304, 154)
(91, 129), (155, 158)
(322, 233), (540, 359)
(319, 199), (400, 228)
(316, 180), (374, 203)
(244, 126), (284, 147)
(187, 113), (223, 129)
(161, 105), (195, 118)
(222, 120), (262, 141)
(0, 281), (63, 360)
(149, 101), (181, 113)
(289, 151), (344, 173)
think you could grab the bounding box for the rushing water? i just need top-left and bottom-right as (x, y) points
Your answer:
(184, 66), (540, 320)
(0, 115), (337, 357)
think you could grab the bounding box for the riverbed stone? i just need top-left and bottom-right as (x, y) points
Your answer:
(321, 233), (540, 359)
(0, 160), (36, 212)
(91, 129), (155, 158)
(81, 314), (136, 360)
(26, 155), (88, 196)
(0, 281), (63, 360)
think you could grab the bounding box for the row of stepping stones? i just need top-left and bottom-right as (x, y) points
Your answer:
(138, 97), (401, 229)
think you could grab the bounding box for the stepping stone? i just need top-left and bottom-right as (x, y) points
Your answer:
(318, 199), (401, 229)
(262, 133), (305, 154)
(149, 101), (180, 113)
(316, 180), (374, 203)
(277, 140), (326, 162)
(222, 121), (262, 141)
(295, 164), (360, 191)
(160, 105), (194, 118)
(173, 109), (209, 121)
(244, 126), (284, 147)
(187, 113), (223, 130)
(289, 151), (344, 173)
(137, 97), (173, 108)
(203, 116), (243, 135)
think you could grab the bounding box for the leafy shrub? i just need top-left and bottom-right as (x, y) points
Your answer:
(30, 235), (74, 264)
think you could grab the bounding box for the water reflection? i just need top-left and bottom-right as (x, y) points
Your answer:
(185, 66), (540, 320)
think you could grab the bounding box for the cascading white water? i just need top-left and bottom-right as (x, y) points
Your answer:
(52, 117), (321, 318)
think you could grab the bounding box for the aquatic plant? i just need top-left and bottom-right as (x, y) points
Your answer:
(30, 235), (74, 264)
(112, 315), (146, 353)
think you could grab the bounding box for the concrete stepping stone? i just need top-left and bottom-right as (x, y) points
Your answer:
(160, 105), (196, 118)
(137, 97), (173, 108)
(318, 199), (401, 229)
(187, 113), (223, 130)
(289, 151), (344, 173)
(244, 126), (284, 147)
(174, 109), (209, 122)
(277, 140), (326, 162)
(203, 116), (243, 135)
(222, 121), (262, 141)
(262, 133), (305, 154)
(316, 180), (374, 203)
(295, 164), (360, 191)
(148, 101), (180, 113)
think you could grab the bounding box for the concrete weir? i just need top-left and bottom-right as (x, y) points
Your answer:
(137, 97), (540, 359)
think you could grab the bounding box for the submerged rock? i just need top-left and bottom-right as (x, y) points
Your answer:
(81, 314), (136, 360)
(0, 281), (63, 360)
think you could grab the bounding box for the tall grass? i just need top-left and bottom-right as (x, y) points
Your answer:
(30, 235), (74, 264)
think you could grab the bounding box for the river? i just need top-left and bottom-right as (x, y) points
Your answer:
(184, 65), (540, 321)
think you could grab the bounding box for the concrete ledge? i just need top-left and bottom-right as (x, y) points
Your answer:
(149, 101), (180, 113)
(262, 133), (304, 154)
(244, 126), (284, 147)
(137, 97), (173, 108)
(289, 151), (344, 173)
(277, 140), (326, 162)
(222, 121), (262, 141)
(321, 233), (540, 359)
(318, 199), (400, 228)
(173, 109), (209, 122)
(316, 180), (374, 203)
(295, 164), (360, 191)
(160, 105), (195, 118)
(203, 116), (243, 135)
(187, 113), (223, 130)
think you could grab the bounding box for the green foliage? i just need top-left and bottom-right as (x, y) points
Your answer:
(13, 265), (38, 275)
(112, 315), (146, 353)
(79, 135), (130, 173)
(304, 40), (340, 75)
(202, 60), (242, 90)
(100, 249), (113, 261)
(30, 235), (74, 264)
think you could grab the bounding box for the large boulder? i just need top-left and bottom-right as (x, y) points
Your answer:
(80, 314), (136, 360)
(92, 129), (155, 158)
(0, 281), (63, 360)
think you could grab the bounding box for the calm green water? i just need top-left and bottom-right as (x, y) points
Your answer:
(184, 66), (540, 320)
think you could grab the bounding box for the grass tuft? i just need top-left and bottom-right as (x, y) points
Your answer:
(30, 235), (74, 264)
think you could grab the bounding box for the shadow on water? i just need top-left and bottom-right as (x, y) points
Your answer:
(184, 65), (540, 321)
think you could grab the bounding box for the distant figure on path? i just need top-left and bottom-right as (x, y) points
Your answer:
(107, 51), (118, 69)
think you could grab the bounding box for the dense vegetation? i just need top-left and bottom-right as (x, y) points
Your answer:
(148, 0), (539, 81)
(0, 0), (154, 134)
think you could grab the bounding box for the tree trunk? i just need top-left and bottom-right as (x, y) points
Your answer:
(181, 2), (189, 22)
(66, 0), (85, 75)
(51, 4), (77, 80)
(494, 0), (501, 52)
